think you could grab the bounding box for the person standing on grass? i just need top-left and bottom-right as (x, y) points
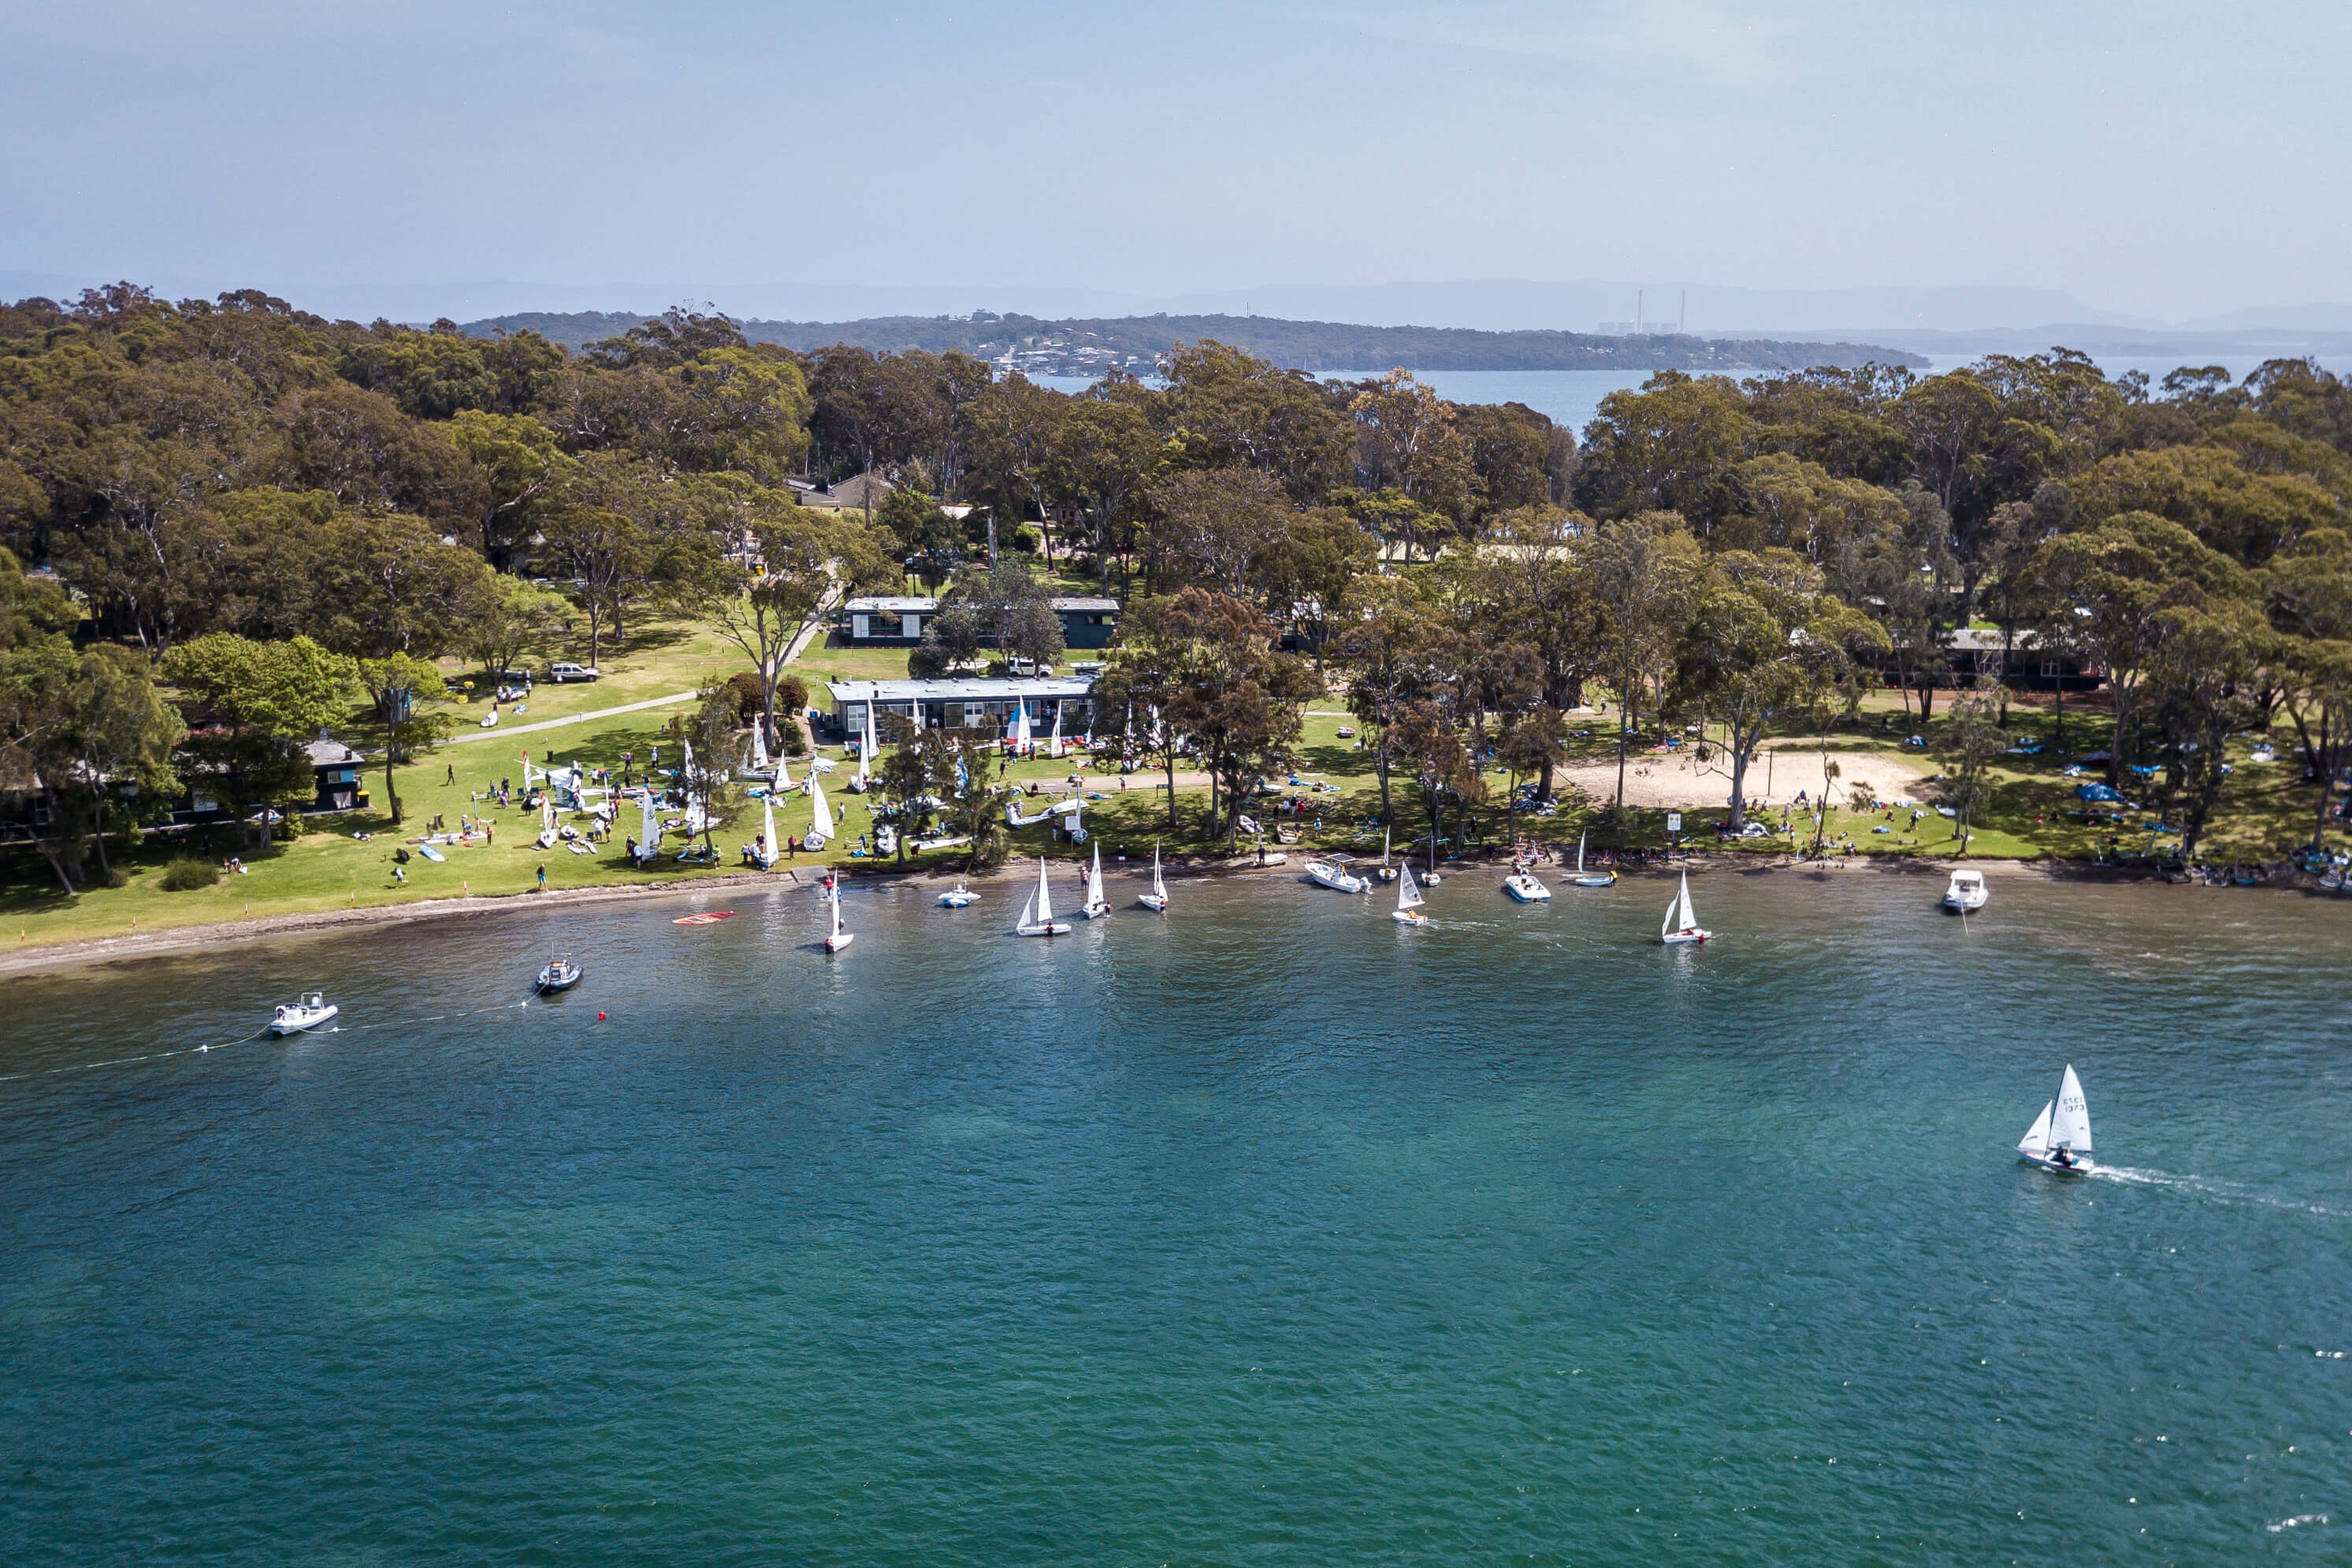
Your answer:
(537, 864), (547, 891)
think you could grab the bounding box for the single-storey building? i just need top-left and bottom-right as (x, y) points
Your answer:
(1859, 628), (2103, 693)
(823, 676), (1098, 742)
(838, 595), (1121, 649)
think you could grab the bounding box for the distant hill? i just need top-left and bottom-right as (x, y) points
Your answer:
(459, 309), (1927, 373)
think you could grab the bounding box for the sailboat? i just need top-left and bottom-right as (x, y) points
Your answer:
(637, 790), (659, 859)
(1015, 855), (1072, 936)
(1392, 864), (1429, 926)
(804, 775), (834, 851)
(537, 793), (559, 850)
(848, 703), (875, 793)
(1046, 704), (1063, 759)
(1660, 871), (1711, 945)
(775, 749), (794, 791)
(1138, 842), (1169, 911)
(823, 872), (853, 953)
(1570, 830), (1617, 887)
(1377, 824), (1398, 882)
(1079, 842), (1111, 918)
(751, 718), (771, 773)
(2016, 1065), (2094, 1175)
(756, 793), (780, 868)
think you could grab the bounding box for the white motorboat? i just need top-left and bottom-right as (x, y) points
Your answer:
(1660, 871), (1711, 945)
(1569, 830), (1617, 887)
(823, 874), (853, 953)
(535, 956), (582, 994)
(1138, 843), (1169, 912)
(1942, 868), (1988, 912)
(1392, 864), (1429, 926)
(1079, 843), (1111, 919)
(1304, 857), (1368, 894)
(1015, 856), (1072, 936)
(268, 992), (338, 1035)
(2016, 1064), (2094, 1176)
(1503, 868), (1551, 902)
(938, 882), (980, 908)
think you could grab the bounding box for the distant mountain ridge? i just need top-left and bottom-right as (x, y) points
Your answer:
(459, 309), (1927, 373)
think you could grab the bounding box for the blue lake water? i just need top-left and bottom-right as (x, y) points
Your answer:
(4, 868), (2350, 1563)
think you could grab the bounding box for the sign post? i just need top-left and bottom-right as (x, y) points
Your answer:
(1666, 812), (1682, 857)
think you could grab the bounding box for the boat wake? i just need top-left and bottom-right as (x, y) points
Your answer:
(2094, 1165), (2347, 1218)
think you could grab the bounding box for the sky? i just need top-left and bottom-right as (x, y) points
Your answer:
(4, 0), (2348, 328)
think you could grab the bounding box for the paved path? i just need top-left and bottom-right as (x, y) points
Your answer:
(448, 690), (700, 745)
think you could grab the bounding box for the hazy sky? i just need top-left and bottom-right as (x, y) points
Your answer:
(6, 0), (2347, 321)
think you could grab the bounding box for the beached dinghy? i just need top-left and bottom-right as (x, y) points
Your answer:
(1660, 871), (1711, 945)
(536, 955), (582, 994)
(1014, 856), (1072, 936)
(1139, 843), (1169, 912)
(1304, 856), (1367, 894)
(268, 992), (338, 1035)
(1392, 864), (1429, 926)
(1942, 868), (1988, 912)
(2016, 1065), (2094, 1175)
(804, 777), (834, 853)
(1569, 831), (1617, 887)
(1079, 843), (1111, 919)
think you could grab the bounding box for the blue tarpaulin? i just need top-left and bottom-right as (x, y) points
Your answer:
(2075, 782), (2123, 802)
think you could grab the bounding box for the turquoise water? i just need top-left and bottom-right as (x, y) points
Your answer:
(5, 868), (2350, 1562)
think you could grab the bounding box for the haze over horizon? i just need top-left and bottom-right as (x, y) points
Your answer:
(6, 1), (2347, 333)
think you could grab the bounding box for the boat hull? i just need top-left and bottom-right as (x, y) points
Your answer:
(1015, 923), (1072, 937)
(1941, 895), (1987, 912)
(536, 971), (581, 994)
(1661, 930), (1711, 946)
(1080, 904), (1111, 920)
(1392, 910), (1428, 926)
(1570, 875), (1617, 888)
(824, 933), (855, 953)
(268, 1005), (338, 1036)
(1138, 894), (1167, 911)
(1503, 877), (1551, 902)
(2018, 1151), (2094, 1176)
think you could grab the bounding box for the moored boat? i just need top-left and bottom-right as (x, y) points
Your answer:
(536, 956), (582, 994)
(268, 992), (338, 1035)
(1503, 868), (1551, 902)
(1304, 856), (1368, 894)
(1139, 843), (1169, 912)
(1943, 868), (1988, 912)
(1569, 830), (1617, 887)
(938, 882), (980, 908)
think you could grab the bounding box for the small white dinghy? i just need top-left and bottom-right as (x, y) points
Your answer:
(1392, 864), (1429, 926)
(1943, 868), (1988, 912)
(804, 776), (834, 853)
(938, 882), (979, 908)
(268, 991), (338, 1035)
(1503, 867), (1551, 902)
(1079, 842), (1111, 919)
(1569, 830), (1617, 887)
(823, 873), (853, 953)
(1304, 856), (1368, 894)
(1660, 871), (1711, 945)
(2017, 1064), (2094, 1176)
(1015, 856), (1072, 937)
(1138, 843), (1169, 912)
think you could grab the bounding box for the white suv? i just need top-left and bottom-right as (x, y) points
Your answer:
(546, 662), (601, 683)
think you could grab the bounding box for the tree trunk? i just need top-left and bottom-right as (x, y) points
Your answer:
(91, 798), (111, 875)
(385, 753), (403, 825)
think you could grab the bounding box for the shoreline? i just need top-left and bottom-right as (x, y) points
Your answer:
(0, 849), (2231, 979)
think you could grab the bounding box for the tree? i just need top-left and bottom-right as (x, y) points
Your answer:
(1391, 700), (1486, 871)
(1349, 370), (1473, 541)
(1935, 684), (2008, 858)
(463, 574), (570, 681)
(916, 556), (1065, 675)
(1150, 589), (1314, 844)
(2145, 602), (2266, 860)
(2265, 527), (2352, 847)
(355, 652), (454, 826)
(1050, 397), (1161, 593)
(447, 410), (570, 567)
(2032, 511), (2248, 786)
(709, 498), (896, 756)
(1585, 511), (1703, 815)
(1329, 576), (1449, 823)
(162, 633), (358, 846)
(1142, 466), (1292, 598)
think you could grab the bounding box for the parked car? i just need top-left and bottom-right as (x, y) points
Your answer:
(546, 662), (601, 683)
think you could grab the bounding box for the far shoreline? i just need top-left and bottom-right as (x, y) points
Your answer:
(0, 849), (2223, 980)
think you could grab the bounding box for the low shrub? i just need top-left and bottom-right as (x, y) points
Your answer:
(160, 857), (220, 891)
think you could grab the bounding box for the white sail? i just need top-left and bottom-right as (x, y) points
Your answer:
(1048, 704), (1063, 757)
(638, 790), (658, 850)
(1087, 843), (1105, 908)
(829, 877), (844, 938)
(761, 794), (778, 864)
(858, 703), (877, 786)
(1577, 831), (1587, 873)
(2049, 1065), (2093, 1154)
(1676, 871), (1696, 932)
(1398, 864), (1425, 910)
(1016, 890), (1035, 931)
(1661, 890), (1678, 938)
(752, 719), (770, 771)
(775, 749), (793, 790)
(2018, 1100), (2055, 1157)
(1012, 699), (1031, 747)
(1152, 845), (1166, 901)
(809, 777), (834, 840)
(1035, 856), (1055, 923)
(1381, 825), (1392, 867)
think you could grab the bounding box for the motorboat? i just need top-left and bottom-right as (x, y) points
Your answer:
(1568, 830), (1617, 887)
(1503, 868), (1551, 902)
(1015, 856), (1072, 936)
(1304, 857), (1368, 894)
(1942, 868), (1988, 912)
(268, 992), (338, 1035)
(536, 956), (582, 994)
(1392, 864), (1429, 926)
(1659, 871), (1711, 945)
(1079, 843), (1112, 919)
(823, 874), (853, 953)
(938, 882), (980, 908)
(2016, 1065), (2095, 1176)
(1138, 844), (1169, 912)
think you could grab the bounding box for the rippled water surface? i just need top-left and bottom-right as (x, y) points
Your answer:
(6, 868), (2351, 1563)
